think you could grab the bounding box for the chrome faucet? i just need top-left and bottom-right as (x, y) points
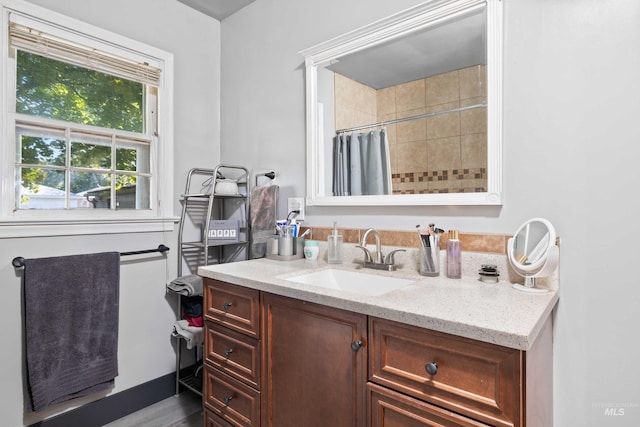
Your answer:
(360, 228), (383, 263)
(356, 228), (406, 271)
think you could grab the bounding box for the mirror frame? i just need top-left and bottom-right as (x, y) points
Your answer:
(508, 218), (557, 273)
(300, 0), (503, 206)
(507, 217), (559, 293)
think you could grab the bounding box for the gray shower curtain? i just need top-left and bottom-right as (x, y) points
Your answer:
(332, 129), (391, 196)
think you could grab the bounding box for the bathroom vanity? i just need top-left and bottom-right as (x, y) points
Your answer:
(199, 256), (557, 427)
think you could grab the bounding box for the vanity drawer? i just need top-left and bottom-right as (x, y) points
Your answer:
(204, 368), (260, 427)
(368, 382), (489, 427)
(369, 317), (522, 427)
(205, 320), (261, 389)
(205, 408), (234, 427)
(204, 279), (260, 338)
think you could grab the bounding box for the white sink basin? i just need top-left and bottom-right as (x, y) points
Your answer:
(283, 269), (415, 296)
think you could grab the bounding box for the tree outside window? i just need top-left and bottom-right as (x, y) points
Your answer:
(15, 51), (153, 210)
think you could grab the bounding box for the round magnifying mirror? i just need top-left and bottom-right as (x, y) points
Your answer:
(507, 218), (559, 293)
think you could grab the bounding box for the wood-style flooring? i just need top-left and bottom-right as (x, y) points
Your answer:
(103, 392), (203, 427)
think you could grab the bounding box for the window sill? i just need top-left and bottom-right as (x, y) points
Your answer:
(0, 216), (179, 238)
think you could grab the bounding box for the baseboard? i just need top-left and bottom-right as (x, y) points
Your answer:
(28, 372), (177, 427)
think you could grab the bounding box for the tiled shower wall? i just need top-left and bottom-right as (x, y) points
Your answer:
(334, 65), (487, 194)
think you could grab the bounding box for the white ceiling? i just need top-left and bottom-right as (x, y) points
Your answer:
(177, 0), (256, 21)
(326, 8), (486, 89)
(177, 1), (485, 88)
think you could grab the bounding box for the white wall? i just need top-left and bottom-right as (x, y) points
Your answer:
(0, 0), (221, 425)
(221, 0), (640, 425)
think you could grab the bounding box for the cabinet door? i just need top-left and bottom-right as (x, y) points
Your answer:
(261, 293), (367, 427)
(368, 383), (489, 427)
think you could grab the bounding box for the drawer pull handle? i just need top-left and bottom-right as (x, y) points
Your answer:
(223, 396), (233, 405)
(425, 361), (439, 376)
(351, 340), (363, 352)
(222, 302), (233, 311)
(223, 348), (234, 357)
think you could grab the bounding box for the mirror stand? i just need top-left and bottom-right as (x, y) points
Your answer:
(509, 245), (559, 293)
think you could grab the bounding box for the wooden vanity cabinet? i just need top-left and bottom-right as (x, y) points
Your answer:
(261, 292), (368, 427)
(203, 278), (553, 427)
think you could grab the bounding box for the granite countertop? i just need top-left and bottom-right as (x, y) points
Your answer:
(198, 246), (559, 351)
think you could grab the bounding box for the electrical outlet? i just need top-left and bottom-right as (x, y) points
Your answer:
(287, 197), (305, 221)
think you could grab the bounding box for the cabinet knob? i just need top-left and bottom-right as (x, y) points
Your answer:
(351, 340), (364, 352)
(222, 302), (233, 311)
(223, 396), (233, 405)
(223, 348), (234, 357)
(425, 361), (438, 376)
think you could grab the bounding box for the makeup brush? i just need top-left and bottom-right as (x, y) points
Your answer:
(416, 225), (429, 248)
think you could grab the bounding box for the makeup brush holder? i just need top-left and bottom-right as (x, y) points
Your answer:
(419, 236), (440, 276)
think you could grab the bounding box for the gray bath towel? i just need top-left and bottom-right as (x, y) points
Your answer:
(250, 184), (279, 258)
(23, 252), (120, 412)
(166, 274), (203, 296)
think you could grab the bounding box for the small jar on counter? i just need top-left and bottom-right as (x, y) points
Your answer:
(304, 240), (319, 260)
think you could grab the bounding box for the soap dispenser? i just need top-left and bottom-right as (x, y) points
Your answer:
(327, 221), (343, 264)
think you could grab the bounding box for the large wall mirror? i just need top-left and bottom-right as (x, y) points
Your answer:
(300, 0), (503, 206)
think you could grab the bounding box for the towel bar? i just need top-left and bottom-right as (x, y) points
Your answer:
(12, 244), (170, 268)
(255, 171), (276, 186)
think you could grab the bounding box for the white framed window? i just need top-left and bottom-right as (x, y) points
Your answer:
(0, 0), (175, 237)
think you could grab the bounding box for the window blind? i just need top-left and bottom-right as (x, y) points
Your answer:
(9, 21), (162, 87)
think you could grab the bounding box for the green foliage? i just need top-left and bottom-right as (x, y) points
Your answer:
(16, 50), (143, 131)
(16, 50), (144, 195)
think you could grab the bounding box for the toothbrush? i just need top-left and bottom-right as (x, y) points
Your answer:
(299, 228), (311, 238)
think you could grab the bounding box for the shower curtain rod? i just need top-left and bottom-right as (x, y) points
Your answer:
(11, 244), (170, 268)
(335, 102), (487, 134)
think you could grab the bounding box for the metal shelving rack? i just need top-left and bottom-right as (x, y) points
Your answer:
(172, 165), (250, 396)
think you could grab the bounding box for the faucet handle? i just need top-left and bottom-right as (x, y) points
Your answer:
(384, 249), (406, 265)
(355, 245), (373, 263)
